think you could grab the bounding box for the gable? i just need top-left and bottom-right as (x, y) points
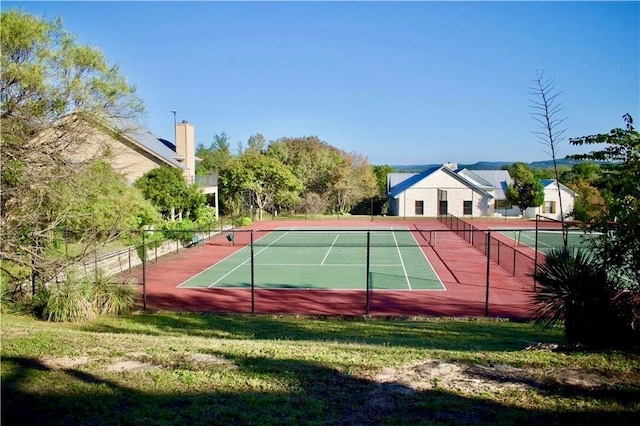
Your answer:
(389, 166), (492, 198)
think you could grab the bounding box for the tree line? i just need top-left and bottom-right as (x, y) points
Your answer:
(195, 132), (392, 219)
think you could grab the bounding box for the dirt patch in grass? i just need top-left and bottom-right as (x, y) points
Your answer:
(106, 360), (160, 372)
(41, 356), (91, 369)
(374, 359), (542, 395)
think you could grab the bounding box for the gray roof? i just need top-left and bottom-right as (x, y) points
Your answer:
(458, 169), (512, 199)
(540, 179), (579, 195)
(108, 117), (186, 170)
(388, 167), (440, 198)
(388, 166), (492, 199)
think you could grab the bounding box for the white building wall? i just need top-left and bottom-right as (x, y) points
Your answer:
(391, 169), (491, 217)
(526, 183), (576, 221)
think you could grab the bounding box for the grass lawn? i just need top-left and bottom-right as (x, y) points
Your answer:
(2, 312), (639, 425)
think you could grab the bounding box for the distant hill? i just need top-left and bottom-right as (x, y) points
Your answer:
(391, 159), (589, 172)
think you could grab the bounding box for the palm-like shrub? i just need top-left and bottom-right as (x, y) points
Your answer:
(90, 270), (137, 315)
(42, 273), (95, 322)
(533, 247), (636, 348)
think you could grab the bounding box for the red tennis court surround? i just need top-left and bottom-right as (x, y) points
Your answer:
(124, 218), (540, 319)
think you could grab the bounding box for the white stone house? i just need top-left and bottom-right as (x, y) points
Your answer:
(456, 169), (521, 218)
(524, 179), (578, 221)
(387, 164), (577, 220)
(387, 164), (493, 217)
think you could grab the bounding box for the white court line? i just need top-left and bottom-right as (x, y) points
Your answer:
(321, 234), (340, 265)
(516, 231), (553, 250)
(207, 231), (292, 287)
(177, 229), (283, 288)
(407, 227), (447, 291)
(391, 228), (412, 290)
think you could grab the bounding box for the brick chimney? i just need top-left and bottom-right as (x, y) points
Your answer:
(175, 120), (195, 178)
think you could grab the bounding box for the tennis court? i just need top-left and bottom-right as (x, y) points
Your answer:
(178, 227), (445, 291)
(495, 228), (600, 254)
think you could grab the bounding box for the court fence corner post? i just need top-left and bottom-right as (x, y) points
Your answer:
(142, 229), (147, 311)
(485, 230), (491, 317)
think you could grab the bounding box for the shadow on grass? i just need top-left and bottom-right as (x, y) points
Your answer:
(2, 354), (639, 426)
(79, 311), (562, 352)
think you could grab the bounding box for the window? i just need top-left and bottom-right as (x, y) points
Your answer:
(438, 200), (448, 215)
(495, 199), (512, 209)
(415, 200), (424, 215)
(544, 201), (556, 214)
(463, 200), (472, 215)
(438, 189), (448, 215)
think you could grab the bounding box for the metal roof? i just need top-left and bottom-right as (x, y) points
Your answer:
(108, 117), (186, 170)
(458, 169), (512, 199)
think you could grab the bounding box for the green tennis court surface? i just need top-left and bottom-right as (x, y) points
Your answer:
(178, 227), (445, 290)
(495, 229), (600, 254)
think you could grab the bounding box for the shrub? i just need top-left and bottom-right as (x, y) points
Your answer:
(90, 270), (137, 315)
(41, 273), (95, 322)
(0, 279), (15, 314)
(533, 247), (637, 348)
(162, 220), (196, 246)
(234, 217), (252, 227)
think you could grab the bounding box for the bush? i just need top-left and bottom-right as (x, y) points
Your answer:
(234, 217), (252, 227)
(194, 205), (218, 231)
(41, 273), (95, 322)
(533, 247), (637, 348)
(0, 279), (16, 314)
(162, 220), (195, 246)
(90, 270), (137, 315)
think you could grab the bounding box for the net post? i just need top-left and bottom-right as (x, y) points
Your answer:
(365, 231), (371, 315)
(485, 230), (491, 317)
(251, 230), (255, 314)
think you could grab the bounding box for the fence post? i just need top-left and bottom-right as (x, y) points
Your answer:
(485, 230), (491, 317)
(365, 231), (371, 315)
(142, 230), (147, 311)
(534, 216), (539, 291)
(250, 230), (255, 314)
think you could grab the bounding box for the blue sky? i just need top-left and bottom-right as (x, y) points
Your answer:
(6, 1), (639, 165)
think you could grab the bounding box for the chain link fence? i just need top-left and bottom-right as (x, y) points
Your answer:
(131, 223), (562, 319)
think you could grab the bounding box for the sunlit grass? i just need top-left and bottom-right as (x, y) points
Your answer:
(2, 312), (639, 425)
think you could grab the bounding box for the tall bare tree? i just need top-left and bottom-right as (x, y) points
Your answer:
(529, 67), (568, 247)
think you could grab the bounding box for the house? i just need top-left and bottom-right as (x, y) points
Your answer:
(524, 179), (578, 221)
(387, 163), (576, 220)
(456, 169), (521, 218)
(63, 114), (219, 217)
(387, 163), (493, 217)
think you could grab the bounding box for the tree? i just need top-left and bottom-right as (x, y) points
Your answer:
(196, 131), (232, 175)
(333, 152), (377, 215)
(568, 114), (640, 289)
(529, 67), (569, 246)
(533, 115), (640, 349)
(506, 163), (545, 216)
(246, 133), (266, 153)
(238, 152), (302, 221)
(1, 10), (144, 292)
(134, 166), (205, 221)
(372, 165), (394, 214)
(561, 163), (605, 221)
